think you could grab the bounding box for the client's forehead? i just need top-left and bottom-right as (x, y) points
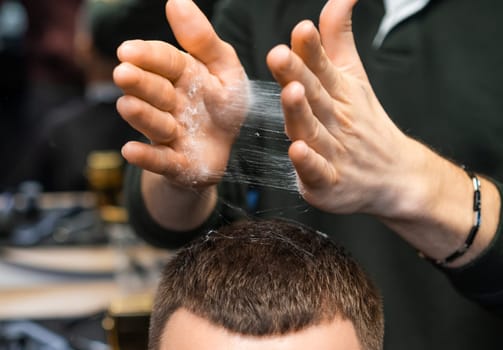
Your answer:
(160, 308), (361, 350)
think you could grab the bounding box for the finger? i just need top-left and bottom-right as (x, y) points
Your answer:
(117, 39), (186, 81)
(282, 81), (341, 157)
(116, 95), (180, 145)
(289, 140), (337, 190)
(290, 20), (349, 102)
(165, 0), (242, 77)
(319, 0), (366, 79)
(122, 141), (189, 178)
(114, 62), (177, 112)
(267, 45), (337, 126)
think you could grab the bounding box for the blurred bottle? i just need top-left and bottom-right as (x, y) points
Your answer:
(85, 150), (124, 207)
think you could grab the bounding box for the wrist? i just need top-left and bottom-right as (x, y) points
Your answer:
(371, 137), (437, 220)
(141, 170), (218, 231)
(444, 176), (501, 267)
(377, 139), (474, 257)
(377, 139), (501, 267)
(420, 168), (481, 266)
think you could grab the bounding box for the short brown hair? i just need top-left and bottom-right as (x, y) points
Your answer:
(149, 219), (384, 350)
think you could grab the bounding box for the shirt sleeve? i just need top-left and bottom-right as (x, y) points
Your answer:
(124, 164), (248, 250)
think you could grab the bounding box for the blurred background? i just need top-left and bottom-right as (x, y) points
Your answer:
(0, 0), (216, 348)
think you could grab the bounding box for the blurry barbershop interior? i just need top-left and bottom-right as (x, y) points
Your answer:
(0, 0), (205, 348)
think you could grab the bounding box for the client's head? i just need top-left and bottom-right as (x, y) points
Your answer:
(150, 219), (384, 350)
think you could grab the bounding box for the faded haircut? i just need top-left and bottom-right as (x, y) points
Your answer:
(149, 218), (384, 350)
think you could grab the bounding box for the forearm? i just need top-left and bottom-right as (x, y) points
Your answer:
(141, 169), (218, 232)
(380, 139), (501, 268)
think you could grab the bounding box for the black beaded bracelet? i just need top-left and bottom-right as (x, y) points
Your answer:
(434, 167), (482, 266)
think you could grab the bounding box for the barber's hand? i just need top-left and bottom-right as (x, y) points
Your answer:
(267, 0), (421, 216)
(114, 0), (247, 188)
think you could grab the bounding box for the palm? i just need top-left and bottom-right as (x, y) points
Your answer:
(114, 0), (247, 188)
(162, 55), (247, 186)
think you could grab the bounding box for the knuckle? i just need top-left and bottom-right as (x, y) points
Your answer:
(308, 79), (323, 104)
(304, 121), (321, 144)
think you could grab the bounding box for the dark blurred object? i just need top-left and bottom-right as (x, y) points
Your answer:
(0, 181), (43, 241)
(0, 0), (84, 191)
(20, 0), (85, 129)
(0, 0), (29, 191)
(0, 0), (27, 96)
(9, 205), (104, 247)
(0, 181), (106, 247)
(20, 0), (83, 85)
(0, 317), (108, 350)
(103, 293), (151, 350)
(84, 0), (217, 57)
(0, 320), (72, 350)
(85, 0), (174, 59)
(17, 180), (42, 218)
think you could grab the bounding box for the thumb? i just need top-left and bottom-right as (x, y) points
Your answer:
(319, 0), (366, 78)
(165, 0), (241, 77)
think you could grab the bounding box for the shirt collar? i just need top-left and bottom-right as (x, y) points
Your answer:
(373, 0), (431, 47)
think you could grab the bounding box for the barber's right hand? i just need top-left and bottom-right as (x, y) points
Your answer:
(113, 0), (247, 188)
(267, 0), (422, 217)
